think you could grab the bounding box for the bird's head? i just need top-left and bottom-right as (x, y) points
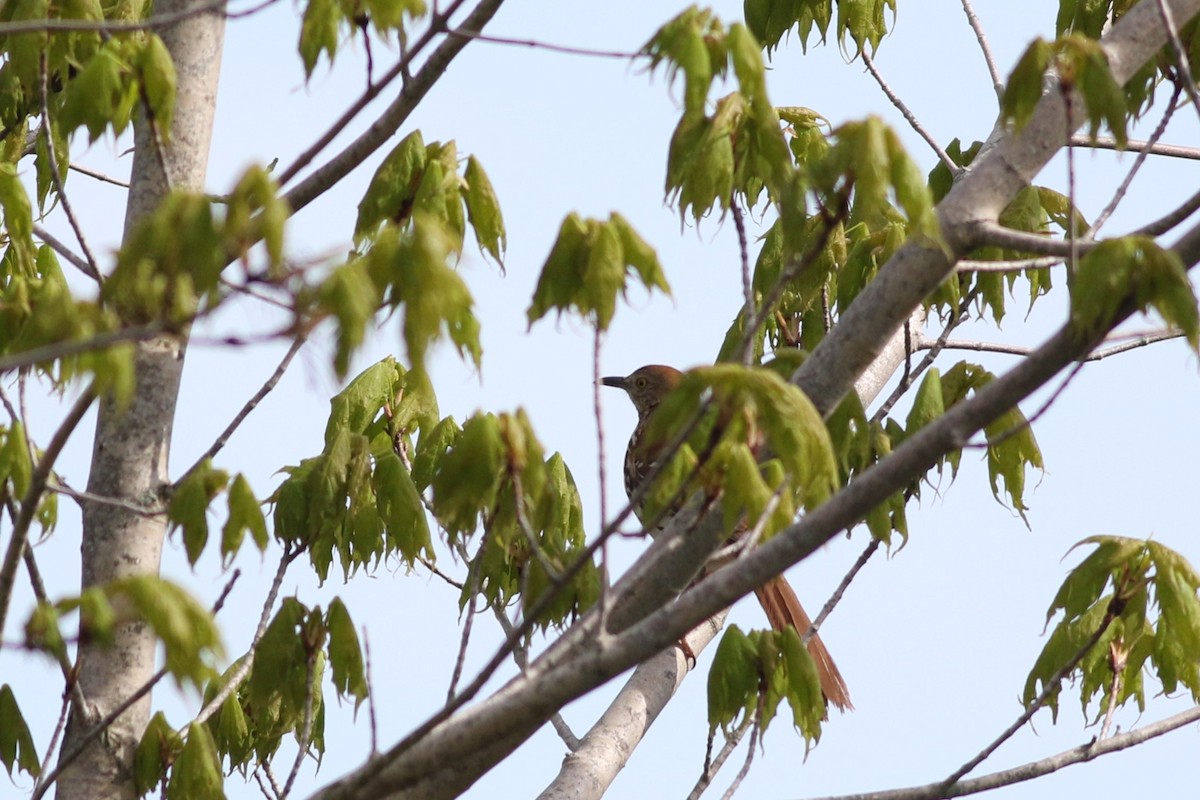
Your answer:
(602, 365), (683, 419)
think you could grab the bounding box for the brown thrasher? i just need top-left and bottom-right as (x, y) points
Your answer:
(602, 364), (852, 713)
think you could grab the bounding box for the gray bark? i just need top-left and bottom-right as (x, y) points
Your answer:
(54, 4), (226, 798)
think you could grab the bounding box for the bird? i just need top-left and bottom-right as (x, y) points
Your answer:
(602, 364), (852, 714)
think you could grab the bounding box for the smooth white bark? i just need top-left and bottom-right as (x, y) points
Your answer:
(54, 4), (226, 798)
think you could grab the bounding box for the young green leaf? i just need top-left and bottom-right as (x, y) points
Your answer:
(136, 34), (177, 138)
(462, 155), (506, 264)
(169, 460), (230, 566)
(0, 685), (39, 778)
(527, 213), (670, 332)
(374, 450), (433, 564)
(165, 723), (224, 800)
(134, 711), (181, 795)
(221, 473), (268, 563)
(112, 576), (224, 689)
(326, 599), (368, 709)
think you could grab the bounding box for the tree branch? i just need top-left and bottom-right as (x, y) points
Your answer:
(804, 705), (1200, 800)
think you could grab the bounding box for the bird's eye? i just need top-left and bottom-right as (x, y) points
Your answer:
(634, 376), (647, 388)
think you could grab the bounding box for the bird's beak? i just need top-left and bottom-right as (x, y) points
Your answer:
(600, 376), (626, 389)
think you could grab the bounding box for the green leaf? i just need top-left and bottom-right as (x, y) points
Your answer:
(0, 164), (35, 275)
(1071, 237), (1199, 350)
(430, 412), (503, 536)
(318, 258), (383, 379)
(58, 40), (138, 141)
(0, 685), (39, 778)
(299, 0), (342, 77)
(1, 422), (32, 497)
(1002, 38), (1052, 131)
(165, 723), (224, 800)
(904, 369), (944, 433)
(325, 357), (403, 445)
(355, 130), (427, 241)
(527, 213), (670, 331)
(326, 599), (368, 709)
(134, 711), (181, 795)
(708, 625), (759, 731)
(169, 460), (230, 566)
(221, 474), (268, 563)
(112, 577), (224, 689)
(136, 34), (177, 138)
(462, 155), (506, 264)
(375, 451), (432, 563)
(837, 0), (895, 56)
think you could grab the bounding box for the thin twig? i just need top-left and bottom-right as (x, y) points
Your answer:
(1090, 83), (1181, 235)
(37, 54), (101, 282)
(282, 644), (318, 798)
(805, 706), (1200, 800)
(972, 222), (1099, 257)
(960, 0), (1004, 102)
(1097, 640), (1125, 741)
(68, 162), (130, 188)
(364, 629), (379, 755)
(732, 199), (755, 365)
(956, 256), (1063, 273)
(48, 480), (166, 517)
(689, 714), (756, 800)
(861, 49), (958, 175)
(925, 329), (1183, 361)
(803, 537), (881, 644)
(181, 332), (309, 477)
(940, 608), (1118, 788)
(446, 28), (639, 59)
(0, 386), (95, 641)
(593, 328), (611, 617)
(721, 704), (759, 800)
(32, 224), (96, 277)
(1155, 0), (1200, 122)
(1069, 134), (1200, 159)
(0, 323), (168, 374)
(446, 540), (481, 704)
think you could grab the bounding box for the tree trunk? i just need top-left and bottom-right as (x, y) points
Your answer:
(54, 4), (226, 798)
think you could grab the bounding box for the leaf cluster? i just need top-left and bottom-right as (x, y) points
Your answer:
(1025, 537), (1200, 721)
(104, 167), (288, 326)
(1070, 236), (1200, 350)
(644, 9), (793, 220)
(708, 624), (824, 744)
(318, 131), (502, 377)
(527, 212), (670, 332)
(745, 0), (896, 57)
(299, 0), (426, 76)
(1003, 33), (1129, 147)
(24, 576), (223, 691)
(428, 410), (600, 630)
(1055, 0), (1200, 117)
(272, 357), (436, 581)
